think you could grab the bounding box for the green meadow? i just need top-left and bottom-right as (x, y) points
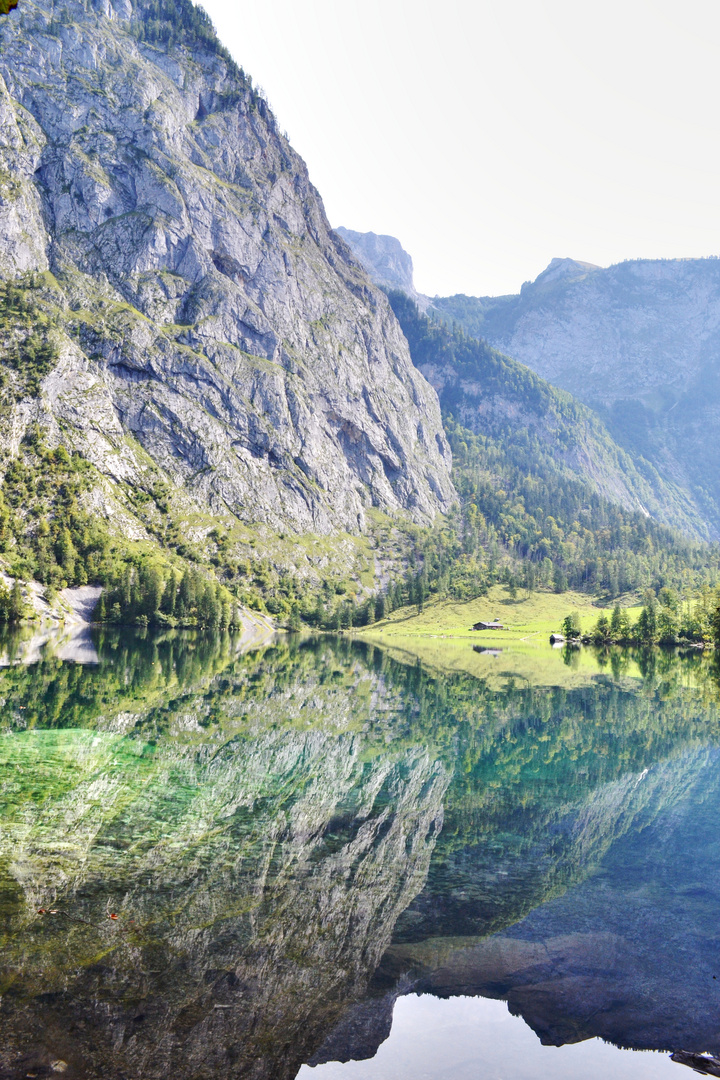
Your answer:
(362, 585), (642, 643)
(357, 586), (649, 688)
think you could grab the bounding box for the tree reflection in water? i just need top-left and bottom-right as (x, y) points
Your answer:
(0, 630), (719, 1079)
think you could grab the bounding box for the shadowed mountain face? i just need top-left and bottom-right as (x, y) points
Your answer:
(0, 0), (453, 536)
(2, 633), (720, 1077)
(336, 231), (706, 537)
(386, 290), (706, 538)
(433, 257), (720, 537)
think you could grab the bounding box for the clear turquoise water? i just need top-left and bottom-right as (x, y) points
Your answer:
(0, 629), (718, 1080)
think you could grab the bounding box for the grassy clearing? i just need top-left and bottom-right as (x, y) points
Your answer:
(362, 585), (642, 643)
(356, 586), (647, 688)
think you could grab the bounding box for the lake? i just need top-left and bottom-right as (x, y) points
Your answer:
(1, 628), (719, 1080)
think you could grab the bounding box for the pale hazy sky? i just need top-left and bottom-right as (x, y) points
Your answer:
(200, 0), (720, 298)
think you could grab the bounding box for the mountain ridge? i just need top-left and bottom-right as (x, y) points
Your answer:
(432, 256), (720, 537)
(335, 226), (427, 306)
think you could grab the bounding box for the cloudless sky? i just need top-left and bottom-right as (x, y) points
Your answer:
(200, 0), (720, 297)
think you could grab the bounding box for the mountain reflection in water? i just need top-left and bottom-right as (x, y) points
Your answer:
(0, 629), (719, 1080)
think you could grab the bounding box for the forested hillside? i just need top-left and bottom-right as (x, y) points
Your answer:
(431, 257), (720, 539)
(379, 293), (720, 608)
(389, 291), (698, 531)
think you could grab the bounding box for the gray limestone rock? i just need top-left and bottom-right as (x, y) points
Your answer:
(0, 0), (454, 535)
(336, 227), (417, 296)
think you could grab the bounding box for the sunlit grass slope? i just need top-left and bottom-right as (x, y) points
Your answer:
(362, 585), (642, 643)
(357, 586), (647, 688)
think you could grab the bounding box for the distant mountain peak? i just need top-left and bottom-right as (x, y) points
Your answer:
(432, 253), (720, 538)
(335, 227), (428, 305)
(527, 257), (601, 290)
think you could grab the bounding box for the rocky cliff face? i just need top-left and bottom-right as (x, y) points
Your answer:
(434, 257), (720, 537)
(335, 227), (426, 306)
(0, 0), (454, 536)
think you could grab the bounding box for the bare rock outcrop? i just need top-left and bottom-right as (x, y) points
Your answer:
(0, 0), (454, 535)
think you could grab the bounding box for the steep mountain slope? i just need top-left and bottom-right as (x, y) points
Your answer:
(0, 0), (453, 543)
(337, 229), (702, 538)
(388, 292), (701, 533)
(433, 257), (720, 536)
(385, 293), (720, 598)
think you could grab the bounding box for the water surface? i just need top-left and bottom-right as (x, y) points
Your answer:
(0, 630), (719, 1079)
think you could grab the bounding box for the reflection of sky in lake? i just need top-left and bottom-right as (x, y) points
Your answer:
(299, 995), (677, 1080)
